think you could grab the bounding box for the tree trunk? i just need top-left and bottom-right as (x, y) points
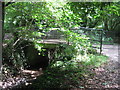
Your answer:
(104, 19), (109, 31)
(0, 1), (4, 69)
(2, 2), (5, 40)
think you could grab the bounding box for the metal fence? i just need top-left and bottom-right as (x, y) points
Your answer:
(41, 27), (117, 54)
(70, 27), (103, 54)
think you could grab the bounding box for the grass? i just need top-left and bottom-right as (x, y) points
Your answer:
(81, 54), (108, 67)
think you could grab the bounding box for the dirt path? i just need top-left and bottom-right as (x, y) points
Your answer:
(86, 44), (120, 89)
(102, 44), (119, 62)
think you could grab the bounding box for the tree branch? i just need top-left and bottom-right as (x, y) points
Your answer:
(112, 21), (120, 30)
(5, 2), (15, 7)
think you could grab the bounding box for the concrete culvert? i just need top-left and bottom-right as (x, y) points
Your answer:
(21, 41), (49, 70)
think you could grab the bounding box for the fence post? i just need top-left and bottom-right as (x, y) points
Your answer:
(100, 29), (103, 54)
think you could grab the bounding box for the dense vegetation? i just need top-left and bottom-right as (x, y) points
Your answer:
(2, 1), (120, 89)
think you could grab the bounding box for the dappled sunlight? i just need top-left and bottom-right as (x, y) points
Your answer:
(2, 1), (120, 89)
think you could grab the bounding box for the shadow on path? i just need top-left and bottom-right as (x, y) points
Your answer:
(86, 44), (120, 89)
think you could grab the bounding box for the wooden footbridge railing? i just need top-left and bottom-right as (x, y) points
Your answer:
(40, 27), (103, 54)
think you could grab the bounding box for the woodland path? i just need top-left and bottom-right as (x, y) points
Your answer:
(84, 44), (120, 89)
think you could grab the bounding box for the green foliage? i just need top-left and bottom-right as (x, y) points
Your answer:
(29, 29), (108, 89)
(3, 2), (114, 89)
(80, 54), (108, 68)
(62, 28), (91, 53)
(31, 61), (87, 89)
(30, 52), (108, 89)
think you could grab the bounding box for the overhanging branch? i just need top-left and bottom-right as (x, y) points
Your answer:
(5, 2), (15, 7)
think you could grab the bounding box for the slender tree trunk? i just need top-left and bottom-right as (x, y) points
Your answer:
(0, 1), (4, 70)
(2, 2), (5, 40)
(104, 19), (109, 31)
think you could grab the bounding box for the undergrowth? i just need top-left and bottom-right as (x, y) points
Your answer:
(29, 29), (108, 89)
(30, 54), (108, 89)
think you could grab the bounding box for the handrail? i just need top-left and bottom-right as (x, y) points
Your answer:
(70, 27), (103, 54)
(70, 27), (103, 31)
(42, 27), (103, 54)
